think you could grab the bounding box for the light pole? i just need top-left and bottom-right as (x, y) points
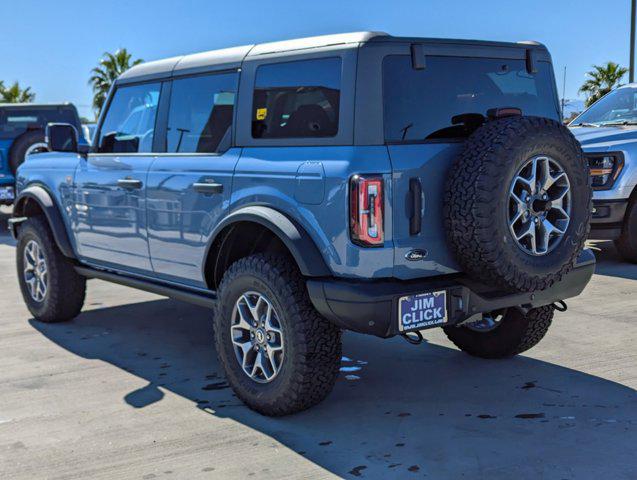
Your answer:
(631, 0), (636, 82)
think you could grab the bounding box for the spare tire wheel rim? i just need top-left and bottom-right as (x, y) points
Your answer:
(23, 239), (48, 302)
(508, 155), (571, 256)
(230, 291), (284, 383)
(25, 142), (49, 157)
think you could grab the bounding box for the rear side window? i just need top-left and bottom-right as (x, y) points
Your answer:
(97, 82), (161, 153)
(167, 73), (237, 153)
(383, 55), (558, 142)
(252, 57), (341, 139)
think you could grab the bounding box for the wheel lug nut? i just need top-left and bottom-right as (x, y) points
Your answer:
(266, 334), (271, 341)
(254, 345), (259, 351)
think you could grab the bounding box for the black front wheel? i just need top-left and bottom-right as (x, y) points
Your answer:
(615, 197), (637, 263)
(443, 306), (554, 359)
(16, 217), (86, 322)
(213, 254), (342, 416)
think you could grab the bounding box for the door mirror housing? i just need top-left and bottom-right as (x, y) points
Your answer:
(46, 123), (81, 153)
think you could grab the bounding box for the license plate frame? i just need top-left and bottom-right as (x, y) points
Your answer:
(398, 290), (448, 332)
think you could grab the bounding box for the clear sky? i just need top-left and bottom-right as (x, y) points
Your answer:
(2, 0), (633, 119)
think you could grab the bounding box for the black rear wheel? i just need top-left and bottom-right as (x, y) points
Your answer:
(443, 306), (554, 359)
(213, 254), (342, 416)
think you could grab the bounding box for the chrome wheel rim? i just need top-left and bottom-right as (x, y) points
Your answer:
(231, 291), (284, 383)
(508, 155), (571, 256)
(23, 240), (47, 302)
(25, 142), (49, 157)
(465, 312), (504, 332)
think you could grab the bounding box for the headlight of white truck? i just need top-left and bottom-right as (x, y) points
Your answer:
(586, 152), (624, 190)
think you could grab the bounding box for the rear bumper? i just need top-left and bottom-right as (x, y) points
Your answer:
(589, 199), (628, 240)
(307, 249), (595, 338)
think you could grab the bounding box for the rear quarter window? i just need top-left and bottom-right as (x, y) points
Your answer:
(382, 55), (559, 142)
(251, 57), (341, 139)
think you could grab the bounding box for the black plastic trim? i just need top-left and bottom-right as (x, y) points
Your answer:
(75, 266), (217, 308)
(591, 199), (628, 225)
(307, 249), (595, 338)
(205, 205), (331, 280)
(12, 185), (76, 259)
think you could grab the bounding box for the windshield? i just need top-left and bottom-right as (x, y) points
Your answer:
(383, 55), (559, 142)
(571, 87), (637, 126)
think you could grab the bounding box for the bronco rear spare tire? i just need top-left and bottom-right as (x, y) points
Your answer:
(444, 116), (592, 292)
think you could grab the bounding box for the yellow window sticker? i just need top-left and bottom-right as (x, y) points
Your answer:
(256, 108), (267, 120)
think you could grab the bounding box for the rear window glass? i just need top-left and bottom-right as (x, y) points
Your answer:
(383, 55), (558, 142)
(252, 57), (341, 139)
(0, 107), (78, 138)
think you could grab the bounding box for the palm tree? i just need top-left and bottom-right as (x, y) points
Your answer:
(89, 49), (143, 115)
(579, 62), (628, 107)
(0, 81), (35, 103)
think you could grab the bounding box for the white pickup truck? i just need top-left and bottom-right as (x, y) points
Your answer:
(570, 84), (637, 262)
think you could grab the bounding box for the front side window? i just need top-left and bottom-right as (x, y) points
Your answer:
(167, 73), (237, 153)
(97, 83), (161, 153)
(383, 55), (558, 142)
(252, 57), (341, 139)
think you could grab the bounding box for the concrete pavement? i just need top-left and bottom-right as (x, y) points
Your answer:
(0, 208), (636, 479)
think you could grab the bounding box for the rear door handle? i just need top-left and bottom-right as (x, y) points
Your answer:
(117, 178), (143, 189)
(193, 182), (223, 194)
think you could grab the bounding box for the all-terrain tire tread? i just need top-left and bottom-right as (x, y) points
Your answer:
(444, 116), (592, 292)
(444, 305), (554, 359)
(213, 254), (342, 416)
(17, 216), (86, 322)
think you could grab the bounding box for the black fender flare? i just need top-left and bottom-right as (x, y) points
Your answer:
(11, 185), (76, 259)
(206, 206), (331, 280)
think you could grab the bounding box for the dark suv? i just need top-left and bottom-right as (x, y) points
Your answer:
(0, 103), (85, 204)
(10, 32), (593, 416)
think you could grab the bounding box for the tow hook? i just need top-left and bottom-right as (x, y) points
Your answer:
(552, 300), (568, 312)
(401, 330), (424, 345)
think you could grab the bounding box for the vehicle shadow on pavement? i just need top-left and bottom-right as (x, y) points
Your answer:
(591, 241), (637, 281)
(30, 298), (637, 479)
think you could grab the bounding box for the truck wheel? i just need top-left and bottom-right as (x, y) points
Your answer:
(213, 254), (342, 416)
(443, 306), (554, 359)
(615, 197), (637, 262)
(444, 116), (592, 292)
(9, 130), (49, 173)
(16, 217), (86, 322)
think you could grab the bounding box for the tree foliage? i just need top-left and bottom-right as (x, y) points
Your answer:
(0, 81), (36, 103)
(89, 49), (143, 115)
(579, 62), (628, 107)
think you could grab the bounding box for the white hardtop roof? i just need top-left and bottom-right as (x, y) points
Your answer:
(118, 31), (547, 83)
(118, 32), (387, 82)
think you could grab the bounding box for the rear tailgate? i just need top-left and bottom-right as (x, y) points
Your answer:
(388, 143), (463, 280)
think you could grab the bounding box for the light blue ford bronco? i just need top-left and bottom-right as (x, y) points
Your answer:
(10, 33), (594, 416)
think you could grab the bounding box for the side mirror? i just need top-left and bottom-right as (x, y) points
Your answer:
(46, 123), (80, 153)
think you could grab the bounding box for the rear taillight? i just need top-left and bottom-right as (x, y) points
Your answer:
(350, 175), (384, 247)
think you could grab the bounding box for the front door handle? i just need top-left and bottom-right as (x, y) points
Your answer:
(193, 182), (223, 194)
(117, 178), (143, 189)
